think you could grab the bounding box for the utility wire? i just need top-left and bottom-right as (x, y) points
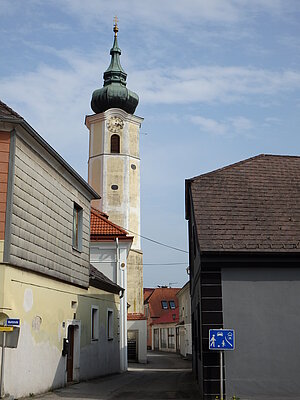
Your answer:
(143, 262), (187, 266)
(125, 228), (188, 254)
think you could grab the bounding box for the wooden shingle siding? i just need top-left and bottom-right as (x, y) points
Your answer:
(0, 131), (10, 240)
(9, 136), (91, 287)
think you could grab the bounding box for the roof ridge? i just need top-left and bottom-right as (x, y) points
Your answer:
(189, 154), (300, 181)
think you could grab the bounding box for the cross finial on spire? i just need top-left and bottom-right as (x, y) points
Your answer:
(113, 16), (119, 37)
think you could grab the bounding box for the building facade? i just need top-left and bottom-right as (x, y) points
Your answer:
(176, 282), (192, 358)
(185, 154), (300, 400)
(0, 101), (122, 398)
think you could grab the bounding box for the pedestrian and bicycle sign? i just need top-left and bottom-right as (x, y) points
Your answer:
(209, 329), (235, 350)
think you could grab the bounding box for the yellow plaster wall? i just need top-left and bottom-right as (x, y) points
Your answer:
(1, 264), (119, 349)
(129, 124), (139, 158)
(106, 158), (124, 207)
(90, 121), (103, 157)
(129, 162), (139, 207)
(127, 250), (143, 314)
(89, 157), (102, 196)
(0, 240), (4, 263)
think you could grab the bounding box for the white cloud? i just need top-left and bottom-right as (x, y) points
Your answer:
(191, 115), (253, 136)
(190, 116), (228, 135)
(134, 66), (300, 105)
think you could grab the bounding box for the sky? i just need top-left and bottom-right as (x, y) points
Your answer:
(1, 0), (300, 288)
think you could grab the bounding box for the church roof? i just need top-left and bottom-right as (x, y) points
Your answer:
(91, 21), (139, 115)
(90, 207), (133, 242)
(186, 154), (300, 253)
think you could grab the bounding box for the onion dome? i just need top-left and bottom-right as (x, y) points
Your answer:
(91, 20), (139, 115)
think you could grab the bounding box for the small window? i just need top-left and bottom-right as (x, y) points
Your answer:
(107, 309), (113, 340)
(111, 134), (120, 153)
(169, 300), (176, 309)
(91, 306), (99, 341)
(73, 203), (83, 251)
(161, 300), (168, 309)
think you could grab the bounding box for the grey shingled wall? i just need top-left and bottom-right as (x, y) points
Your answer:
(8, 135), (91, 287)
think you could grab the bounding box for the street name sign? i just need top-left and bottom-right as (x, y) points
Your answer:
(6, 319), (20, 326)
(209, 329), (235, 350)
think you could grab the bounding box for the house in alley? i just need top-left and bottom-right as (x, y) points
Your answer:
(144, 287), (180, 352)
(185, 154), (300, 400)
(0, 100), (123, 398)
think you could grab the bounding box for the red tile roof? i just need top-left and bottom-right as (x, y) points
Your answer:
(187, 154), (300, 253)
(90, 207), (133, 242)
(127, 313), (147, 321)
(153, 307), (179, 324)
(144, 287), (180, 319)
(143, 288), (155, 302)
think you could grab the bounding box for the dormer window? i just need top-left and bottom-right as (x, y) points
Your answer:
(161, 301), (168, 310)
(111, 134), (120, 153)
(169, 300), (176, 309)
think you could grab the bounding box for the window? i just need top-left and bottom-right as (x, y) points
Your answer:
(111, 134), (120, 153)
(161, 300), (168, 309)
(73, 203), (83, 251)
(107, 309), (113, 340)
(91, 306), (99, 341)
(169, 300), (176, 309)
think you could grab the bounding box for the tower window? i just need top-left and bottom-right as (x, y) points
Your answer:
(111, 134), (120, 153)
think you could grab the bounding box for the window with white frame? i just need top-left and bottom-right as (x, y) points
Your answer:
(73, 202), (83, 251)
(107, 309), (113, 340)
(91, 306), (99, 341)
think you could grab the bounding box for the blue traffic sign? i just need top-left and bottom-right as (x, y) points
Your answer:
(6, 319), (20, 326)
(209, 329), (235, 350)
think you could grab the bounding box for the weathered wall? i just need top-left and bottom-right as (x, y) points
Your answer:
(128, 319), (147, 363)
(222, 267), (300, 399)
(127, 249), (143, 314)
(0, 264), (120, 398)
(86, 109), (143, 250)
(8, 134), (91, 287)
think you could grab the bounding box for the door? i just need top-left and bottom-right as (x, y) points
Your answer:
(154, 328), (159, 350)
(67, 325), (75, 382)
(127, 330), (138, 362)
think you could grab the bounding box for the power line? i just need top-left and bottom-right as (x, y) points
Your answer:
(125, 228), (188, 254)
(143, 262), (187, 266)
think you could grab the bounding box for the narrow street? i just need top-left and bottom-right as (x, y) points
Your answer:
(34, 352), (199, 400)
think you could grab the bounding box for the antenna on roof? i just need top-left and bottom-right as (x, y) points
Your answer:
(168, 282), (178, 288)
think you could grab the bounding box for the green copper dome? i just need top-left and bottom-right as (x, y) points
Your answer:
(91, 23), (139, 115)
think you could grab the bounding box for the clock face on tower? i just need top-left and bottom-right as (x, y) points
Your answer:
(107, 116), (124, 133)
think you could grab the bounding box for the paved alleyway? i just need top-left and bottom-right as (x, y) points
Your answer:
(34, 352), (199, 400)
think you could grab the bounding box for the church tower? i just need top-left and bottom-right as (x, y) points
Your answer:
(85, 21), (144, 316)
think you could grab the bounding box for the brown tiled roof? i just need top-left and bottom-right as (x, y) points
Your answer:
(0, 100), (23, 120)
(188, 154), (300, 253)
(89, 265), (123, 294)
(90, 207), (133, 242)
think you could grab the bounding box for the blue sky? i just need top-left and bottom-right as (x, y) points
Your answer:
(1, 0), (300, 287)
